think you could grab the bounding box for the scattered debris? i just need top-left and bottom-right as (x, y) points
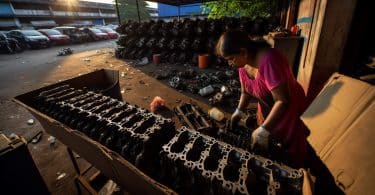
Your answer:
(136, 57), (149, 66)
(175, 99), (182, 103)
(125, 87), (132, 91)
(121, 89), (125, 94)
(56, 172), (67, 181)
(154, 69), (173, 80)
(31, 131), (43, 144)
(209, 92), (224, 105)
(57, 48), (73, 56)
(27, 119), (34, 125)
(121, 72), (125, 77)
(48, 136), (56, 146)
(229, 79), (240, 87)
(143, 96), (148, 100)
(199, 85), (214, 96)
(139, 80), (145, 84)
(169, 76), (183, 89)
(82, 58), (91, 62)
(225, 70), (235, 77)
(220, 85), (232, 96)
(150, 96), (166, 112)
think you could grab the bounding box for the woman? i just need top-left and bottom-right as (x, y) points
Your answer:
(216, 30), (309, 168)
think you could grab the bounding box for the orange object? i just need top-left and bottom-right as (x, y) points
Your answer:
(198, 54), (209, 69)
(150, 96), (166, 113)
(291, 25), (299, 36)
(153, 54), (161, 64)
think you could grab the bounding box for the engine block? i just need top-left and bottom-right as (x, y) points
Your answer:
(33, 85), (175, 176)
(160, 127), (303, 195)
(31, 84), (303, 195)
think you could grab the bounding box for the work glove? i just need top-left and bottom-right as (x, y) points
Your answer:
(230, 108), (246, 130)
(251, 125), (270, 152)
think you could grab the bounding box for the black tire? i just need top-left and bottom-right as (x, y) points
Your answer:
(6, 44), (14, 54)
(14, 42), (23, 53)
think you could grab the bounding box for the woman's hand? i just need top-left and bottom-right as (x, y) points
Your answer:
(251, 126), (270, 151)
(231, 84), (251, 130)
(230, 108), (244, 130)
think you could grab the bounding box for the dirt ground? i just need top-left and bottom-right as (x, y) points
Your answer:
(0, 46), (239, 194)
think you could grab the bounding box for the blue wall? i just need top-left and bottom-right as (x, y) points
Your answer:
(0, 3), (14, 16)
(157, 3), (202, 17)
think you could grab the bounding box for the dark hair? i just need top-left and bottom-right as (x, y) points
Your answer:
(216, 30), (269, 58)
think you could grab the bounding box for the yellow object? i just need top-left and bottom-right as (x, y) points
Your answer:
(208, 107), (224, 121)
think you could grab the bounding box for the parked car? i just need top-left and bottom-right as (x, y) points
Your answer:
(82, 28), (109, 41)
(105, 24), (118, 31)
(98, 27), (119, 39)
(0, 32), (22, 54)
(7, 30), (50, 49)
(38, 29), (70, 45)
(53, 26), (89, 43)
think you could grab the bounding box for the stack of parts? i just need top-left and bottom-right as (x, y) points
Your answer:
(160, 127), (303, 195)
(31, 84), (303, 195)
(115, 17), (277, 65)
(33, 85), (175, 177)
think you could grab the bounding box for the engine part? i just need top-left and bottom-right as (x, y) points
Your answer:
(169, 76), (184, 89)
(33, 85), (176, 177)
(174, 103), (212, 134)
(25, 82), (302, 195)
(160, 127), (304, 195)
(209, 92), (224, 105)
(116, 18), (275, 65)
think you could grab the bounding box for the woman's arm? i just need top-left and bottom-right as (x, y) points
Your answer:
(238, 84), (251, 110)
(231, 82), (252, 130)
(261, 83), (290, 131)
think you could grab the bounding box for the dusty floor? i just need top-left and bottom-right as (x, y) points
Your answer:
(0, 43), (237, 194)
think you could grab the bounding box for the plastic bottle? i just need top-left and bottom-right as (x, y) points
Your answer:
(208, 107), (224, 122)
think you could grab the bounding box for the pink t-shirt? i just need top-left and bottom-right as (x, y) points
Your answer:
(239, 49), (308, 167)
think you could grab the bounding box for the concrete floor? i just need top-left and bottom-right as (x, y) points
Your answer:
(0, 40), (232, 194)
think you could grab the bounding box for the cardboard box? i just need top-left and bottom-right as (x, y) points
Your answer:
(13, 69), (176, 195)
(301, 73), (375, 194)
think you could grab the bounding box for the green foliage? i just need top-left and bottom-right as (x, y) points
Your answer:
(201, 0), (277, 19)
(117, 0), (150, 22)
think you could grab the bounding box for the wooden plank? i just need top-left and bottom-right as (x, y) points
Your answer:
(78, 176), (98, 195)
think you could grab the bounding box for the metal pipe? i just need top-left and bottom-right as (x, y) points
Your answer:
(115, 0), (121, 24)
